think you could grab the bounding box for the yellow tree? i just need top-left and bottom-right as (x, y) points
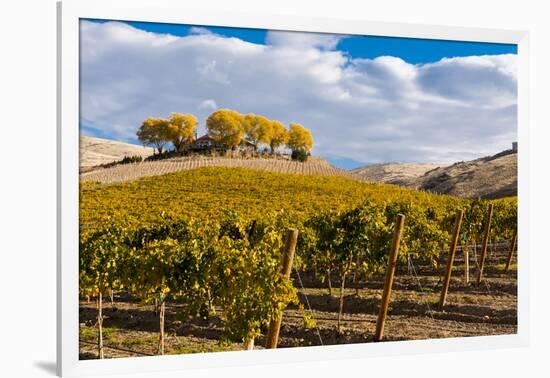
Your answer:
(136, 117), (171, 154)
(206, 109), (246, 150)
(267, 120), (289, 153)
(287, 123), (313, 153)
(167, 113), (198, 153)
(244, 114), (271, 151)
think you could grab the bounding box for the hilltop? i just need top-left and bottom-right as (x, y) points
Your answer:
(80, 155), (356, 184)
(80, 136), (354, 184)
(351, 150), (517, 199)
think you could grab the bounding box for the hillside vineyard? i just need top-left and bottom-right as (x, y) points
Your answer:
(79, 166), (517, 356)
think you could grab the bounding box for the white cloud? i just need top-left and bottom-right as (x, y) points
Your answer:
(80, 20), (517, 165)
(199, 99), (218, 110)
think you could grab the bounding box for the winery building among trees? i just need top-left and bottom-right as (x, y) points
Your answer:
(191, 134), (256, 153)
(191, 135), (219, 151)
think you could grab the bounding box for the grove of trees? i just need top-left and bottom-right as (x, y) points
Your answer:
(136, 113), (198, 154)
(136, 109), (314, 159)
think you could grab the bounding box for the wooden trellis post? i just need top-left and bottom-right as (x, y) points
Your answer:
(505, 231), (518, 271)
(439, 210), (464, 309)
(464, 247), (469, 283)
(97, 292), (104, 359)
(265, 228), (299, 349)
(374, 214), (405, 342)
(476, 204), (494, 284)
(158, 295), (166, 355)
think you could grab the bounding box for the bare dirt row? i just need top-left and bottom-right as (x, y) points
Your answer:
(79, 245), (516, 359)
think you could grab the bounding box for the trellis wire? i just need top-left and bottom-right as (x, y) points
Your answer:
(407, 253), (440, 334)
(471, 245), (496, 299)
(294, 267), (324, 346)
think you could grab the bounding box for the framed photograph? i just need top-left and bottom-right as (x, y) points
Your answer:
(57, 0), (529, 376)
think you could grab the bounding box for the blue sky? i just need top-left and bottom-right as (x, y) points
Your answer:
(84, 18), (516, 64)
(80, 19), (517, 169)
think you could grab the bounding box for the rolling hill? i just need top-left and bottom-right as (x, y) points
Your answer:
(80, 136), (517, 199)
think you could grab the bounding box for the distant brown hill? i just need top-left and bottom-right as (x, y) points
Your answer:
(351, 150), (517, 199)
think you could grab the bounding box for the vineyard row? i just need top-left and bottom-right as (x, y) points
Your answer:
(80, 197), (517, 358)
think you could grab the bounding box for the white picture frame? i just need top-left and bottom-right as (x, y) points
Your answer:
(57, 1), (530, 376)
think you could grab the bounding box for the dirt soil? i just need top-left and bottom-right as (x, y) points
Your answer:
(79, 244), (516, 359)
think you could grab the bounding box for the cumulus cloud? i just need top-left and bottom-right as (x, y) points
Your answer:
(80, 20), (517, 165)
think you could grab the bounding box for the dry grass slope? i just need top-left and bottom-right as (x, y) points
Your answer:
(351, 163), (446, 186)
(351, 151), (517, 199)
(410, 151), (517, 199)
(80, 136), (155, 168)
